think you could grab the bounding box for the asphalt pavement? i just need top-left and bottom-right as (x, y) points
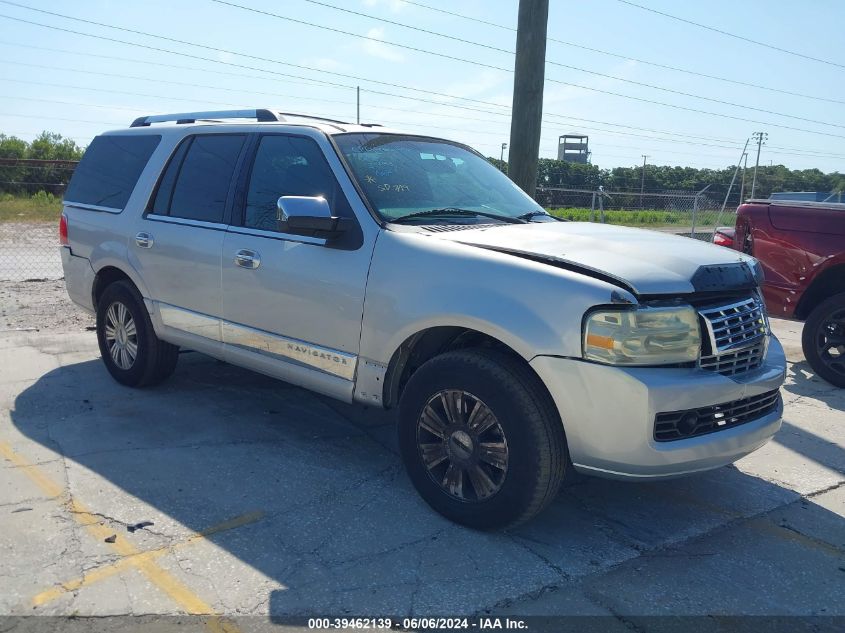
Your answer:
(0, 317), (842, 630)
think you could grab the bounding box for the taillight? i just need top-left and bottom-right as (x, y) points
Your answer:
(713, 232), (734, 248)
(59, 213), (68, 246)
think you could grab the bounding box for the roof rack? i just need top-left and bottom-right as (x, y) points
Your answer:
(129, 108), (354, 128)
(130, 109), (279, 127)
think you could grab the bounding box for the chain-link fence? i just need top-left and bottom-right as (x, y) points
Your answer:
(0, 160), (744, 282)
(0, 159), (72, 281)
(535, 186), (743, 241)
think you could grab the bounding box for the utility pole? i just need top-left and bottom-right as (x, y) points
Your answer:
(508, 0), (549, 198)
(750, 131), (767, 199)
(640, 154), (649, 208)
(738, 151), (748, 202)
(356, 86), (360, 124)
(500, 142), (508, 163)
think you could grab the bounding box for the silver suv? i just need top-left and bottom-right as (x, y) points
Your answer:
(61, 109), (786, 528)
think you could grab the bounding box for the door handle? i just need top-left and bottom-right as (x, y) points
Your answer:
(135, 232), (154, 248)
(234, 249), (261, 269)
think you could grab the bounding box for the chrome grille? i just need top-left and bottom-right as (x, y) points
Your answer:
(698, 296), (768, 377)
(699, 344), (765, 375)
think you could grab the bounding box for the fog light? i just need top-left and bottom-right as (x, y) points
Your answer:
(677, 412), (699, 436)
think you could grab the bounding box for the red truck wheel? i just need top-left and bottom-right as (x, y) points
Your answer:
(802, 292), (845, 388)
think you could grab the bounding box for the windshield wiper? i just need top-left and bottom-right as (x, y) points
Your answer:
(390, 208), (527, 225)
(516, 210), (559, 221)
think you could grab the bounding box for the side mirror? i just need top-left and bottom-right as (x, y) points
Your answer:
(276, 196), (350, 240)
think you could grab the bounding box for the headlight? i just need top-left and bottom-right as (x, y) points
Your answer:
(583, 304), (701, 365)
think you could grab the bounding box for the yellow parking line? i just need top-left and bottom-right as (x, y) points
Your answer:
(32, 510), (265, 607)
(0, 441), (64, 498)
(0, 441), (253, 630)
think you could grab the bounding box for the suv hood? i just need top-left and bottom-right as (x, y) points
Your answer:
(431, 222), (755, 296)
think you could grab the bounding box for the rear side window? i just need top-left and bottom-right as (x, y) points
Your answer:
(152, 134), (245, 223)
(65, 135), (160, 210)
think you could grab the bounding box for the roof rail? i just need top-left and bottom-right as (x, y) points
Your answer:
(129, 109), (357, 128)
(130, 108), (282, 127)
(275, 111), (350, 125)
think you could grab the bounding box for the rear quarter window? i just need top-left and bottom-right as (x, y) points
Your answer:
(64, 134), (161, 210)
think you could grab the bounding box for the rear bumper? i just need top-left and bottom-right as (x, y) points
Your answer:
(530, 335), (786, 480)
(60, 246), (95, 314)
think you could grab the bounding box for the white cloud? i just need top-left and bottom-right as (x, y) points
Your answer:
(361, 27), (405, 62)
(302, 57), (344, 72)
(362, 0), (406, 13)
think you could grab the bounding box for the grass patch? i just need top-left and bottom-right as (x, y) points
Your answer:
(0, 192), (63, 223)
(547, 207), (687, 226)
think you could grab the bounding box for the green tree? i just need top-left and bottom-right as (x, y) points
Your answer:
(0, 132), (84, 194)
(0, 134), (29, 194)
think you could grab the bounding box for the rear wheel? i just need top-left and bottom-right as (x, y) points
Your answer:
(802, 292), (845, 388)
(398, 349), (567, 529)
(96, 281), (179, 387)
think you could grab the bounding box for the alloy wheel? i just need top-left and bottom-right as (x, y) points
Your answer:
(416, 389), (508, 502)
(104, 301), (138, 370)
(814, 306), (845, 378)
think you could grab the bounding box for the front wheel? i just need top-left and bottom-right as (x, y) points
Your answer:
(802, 292), (845, 388)
(398, 349), (568, 529)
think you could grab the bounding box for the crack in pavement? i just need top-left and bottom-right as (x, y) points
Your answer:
(490, 478), (845, 616)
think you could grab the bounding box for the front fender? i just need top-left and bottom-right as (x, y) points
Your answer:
(359, 230), (632, 366)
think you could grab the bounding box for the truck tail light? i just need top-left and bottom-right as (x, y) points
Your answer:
(713, 231), (734, 248)
(59, 213), (69, 246)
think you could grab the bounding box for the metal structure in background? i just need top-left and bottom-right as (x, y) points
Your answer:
(536, 186), (734, 241)
(750, 131), (768, 198)
(557, 135), (590, 163)
(639, 154), (649, 208)
(710, 139), (751, 237)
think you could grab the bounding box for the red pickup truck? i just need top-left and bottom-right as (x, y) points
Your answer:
(731, 199), (845, 387)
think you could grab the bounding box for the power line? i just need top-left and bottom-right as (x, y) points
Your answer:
(10, 66), (845, 161)
(4, 86), (844, 164)
(2, 11), (844, 159)
(4, 0), (836, 135)
(10, 41), (831, 157)
(1, 74), (748, 152)
(0, 44), (758, 148)
(386, 0), (845, 105)
(3, 75), (844, 164)
(2, 7), (842, 142)
(0, 40), (336, 90)
(616, 0), (845, 71)
(1, 72), (369, 113)
(296, 0), (512, 56)
(0, 8), (508, 112)
(213, 0), (845, 130)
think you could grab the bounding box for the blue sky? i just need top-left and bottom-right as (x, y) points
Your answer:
(0, 0), (842, 171)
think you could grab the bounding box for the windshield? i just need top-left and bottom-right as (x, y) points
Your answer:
(333, 133), (543, 222)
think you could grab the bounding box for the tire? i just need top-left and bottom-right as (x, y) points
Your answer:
(802, 292), (845, 388)
(398, 348), (568, 529)
(96, 280), (179, 387)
